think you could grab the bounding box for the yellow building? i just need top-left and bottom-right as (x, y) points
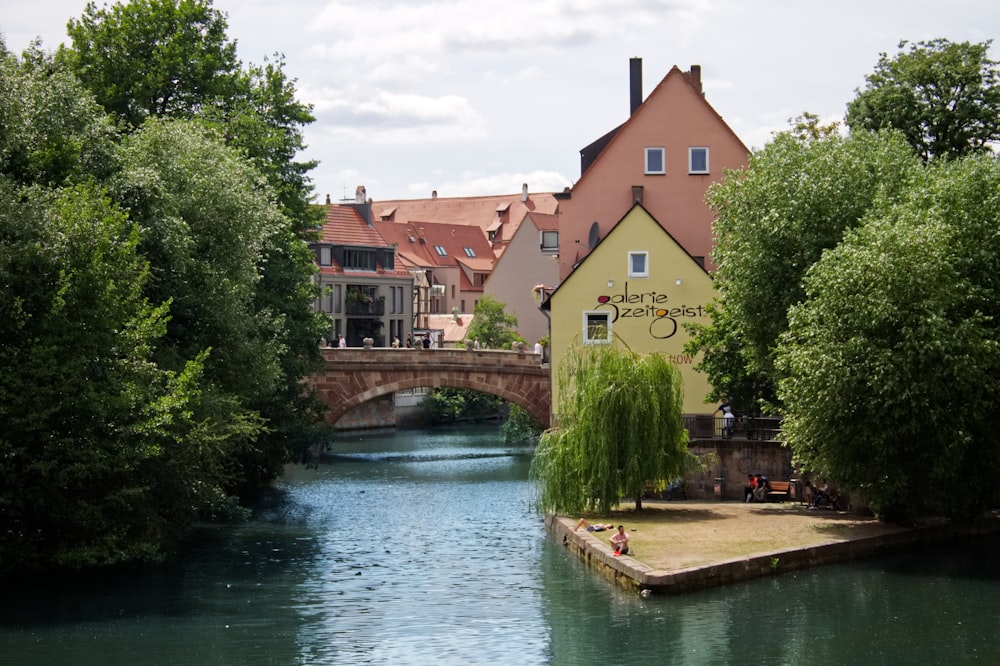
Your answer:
(543, 204), (715, 417)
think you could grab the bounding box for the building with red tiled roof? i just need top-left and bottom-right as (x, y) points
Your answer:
(310, 192), (413, 347)
(555, 59), (750, 280)
(372, 184), (559, 257)
(485, 210), (560, 346)
(545, 59), (751, 419)
(375, 218), (497, 330)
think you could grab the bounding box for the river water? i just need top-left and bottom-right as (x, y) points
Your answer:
(3, 424), (1000, 665)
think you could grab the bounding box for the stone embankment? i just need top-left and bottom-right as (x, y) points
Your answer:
(547, 502), (1000, 596)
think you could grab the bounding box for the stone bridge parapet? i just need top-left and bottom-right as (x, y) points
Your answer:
(311, 348), (551, 427)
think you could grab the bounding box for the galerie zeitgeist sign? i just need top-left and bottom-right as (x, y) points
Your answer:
(595, 282), (708, 340)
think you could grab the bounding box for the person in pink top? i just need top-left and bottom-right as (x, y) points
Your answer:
(610, 525), (629, 555)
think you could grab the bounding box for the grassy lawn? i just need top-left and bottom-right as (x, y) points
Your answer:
(570, 500), (911, 571)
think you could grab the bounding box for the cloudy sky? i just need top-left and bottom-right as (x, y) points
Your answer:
(4, 1), (999, 202)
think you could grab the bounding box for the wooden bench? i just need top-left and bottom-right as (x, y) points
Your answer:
(765, 480), (791, 502)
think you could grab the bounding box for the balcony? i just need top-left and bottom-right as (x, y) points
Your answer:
(346, 298), (385, 316)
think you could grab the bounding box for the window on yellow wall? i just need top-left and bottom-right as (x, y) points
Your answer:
(583, 311), (612, 344)
(628, 251), (648, 278)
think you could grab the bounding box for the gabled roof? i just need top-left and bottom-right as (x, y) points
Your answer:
(527, 211), (559, 232)
(372, 190), (560, 249)
(320, 204), (388, 248)
(314, 204), (411, 279)
(375, 219), (497, 270)
(576, 65), (749, 185)
(541, 202), (708, 310)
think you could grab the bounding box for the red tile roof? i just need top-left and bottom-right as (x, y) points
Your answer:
(314, 204), (411, 278)
(320, 205), (387, 247)
(372, 190), (560, 251)
(375, 219), (497, 270)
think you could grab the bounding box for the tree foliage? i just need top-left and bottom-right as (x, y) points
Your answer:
(61, 0), (328, 493)
(423, 388), (502, 424)
(846, 39), (1000, 161)
(0, 6), (326, 573)
(530, 344), (690, 514)
(503, 405), (544, 445)
(62, 0), (239, 128)
(465, 295), (522, 349)
(689, 129), (919, 409)
(776, 156), (1000, 523)
(0, 179), (221, 572)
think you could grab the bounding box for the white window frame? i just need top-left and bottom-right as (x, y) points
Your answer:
(645, 147), (666, 175)
(628, 251), (649, 278)
(540, 230), (559, 253)
(689, 147), (709, 174)
(583, 311), (612, 345)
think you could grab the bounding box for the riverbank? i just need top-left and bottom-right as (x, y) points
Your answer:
(548, 499), (1000, 595)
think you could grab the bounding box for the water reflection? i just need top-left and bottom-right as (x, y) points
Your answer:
(2, 425), (1000, 665)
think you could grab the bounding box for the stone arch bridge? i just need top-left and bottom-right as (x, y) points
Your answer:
(312, 348), (551, 426)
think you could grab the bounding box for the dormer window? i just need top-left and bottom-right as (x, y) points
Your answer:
(645, 147), (665, 175)
(343, 248), (375, 271)
(318, 246), (332, 266)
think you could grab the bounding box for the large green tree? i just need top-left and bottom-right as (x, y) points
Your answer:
(530, 345), (690, 514)
(62, 0), (328, 490)
(0, 46), (264, 572)
(0, 179), (217, 572)
(62, 0), (239, 128)
(846, 39), (1000, 161)
(776, 155), (1000, 523)
(687, 129), (919, 410)
(111, 118), (317, 491)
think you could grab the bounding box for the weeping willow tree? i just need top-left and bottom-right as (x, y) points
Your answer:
(530, 342), (691, 514)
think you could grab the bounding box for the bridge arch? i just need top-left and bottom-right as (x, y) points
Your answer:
(311, 348), (551, 427)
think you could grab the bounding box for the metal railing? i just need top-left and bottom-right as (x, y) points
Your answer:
(683, 415), (783, 441)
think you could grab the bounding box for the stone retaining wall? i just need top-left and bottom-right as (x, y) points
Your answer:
(547, 513), (1000, 596)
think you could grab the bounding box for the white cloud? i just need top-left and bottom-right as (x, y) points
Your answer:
(7, 0), (1000, 199)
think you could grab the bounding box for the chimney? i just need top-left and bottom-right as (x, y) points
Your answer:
(629, 57), (642, 115)
(688, 65), (703, 96)
(325, 194), (331, 205)
(432, 190), (438, 199)
(632, 185), (644, 205)
(522, 183), (529, 202)
(355, 185), (366, 203)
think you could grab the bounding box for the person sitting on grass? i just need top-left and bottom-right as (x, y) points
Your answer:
(573, 518), (614, 532)
(610, 525), (630, 555)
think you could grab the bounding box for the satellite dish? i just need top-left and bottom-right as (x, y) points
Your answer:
(588, 222), (600, 249)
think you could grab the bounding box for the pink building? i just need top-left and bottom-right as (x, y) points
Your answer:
(556, 59), (750, 281)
